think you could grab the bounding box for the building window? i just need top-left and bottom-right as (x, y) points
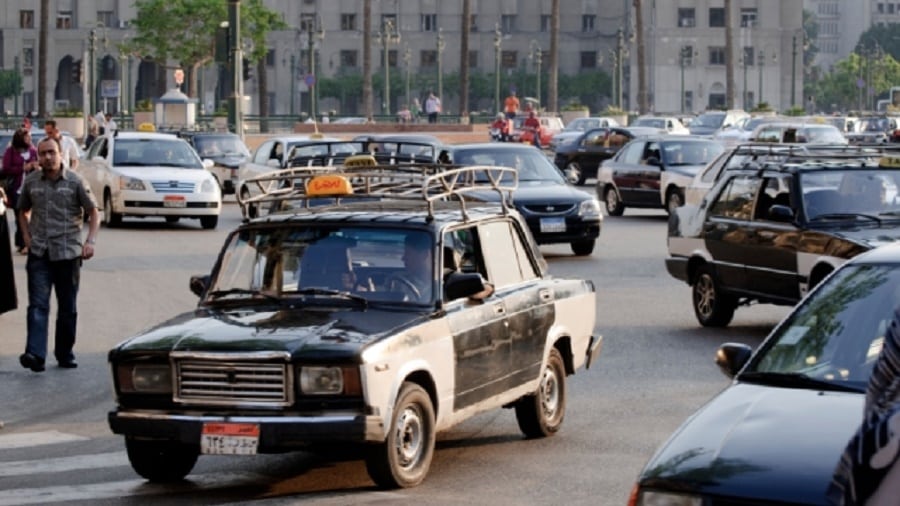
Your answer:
(19, 10), (34, 28)
(878, 3), (884, 14)
(541, 15), (551, 32)
(340, 14), (356, 31)
(678, 8), (696, 28)
(420, 50), (438, 67)
(685, 91), (694, 111)
(339, 50), (357, 67)
(380, 50), (398, 67)
(709, 47), (726, 65)
(468, 50), (478, 68)
(500, 15), (516, 34)
(740, 8), (758, 27)
(470, 14), (478, 32)
(582, 15), (596, 33)
(381, 14), (397, 30)
(501, 50), (517, 69)
(300, 14), (315, 32)
(421, 14), (438, 32)
(890, 3), (896, 14)
(266, 49), (276, 67)
(57, 11), (73, 29)
(709, 8), (725, 27)
(742, 47), (756, 66)
(580, 51), (597, 69)
(98, 11), (115, 28)
(23, 47), (34, 68)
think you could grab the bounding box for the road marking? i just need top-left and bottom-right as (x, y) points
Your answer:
(0, 452), (128, 477)
(0, 472), (265, 506)
(0, 431), (88, 450)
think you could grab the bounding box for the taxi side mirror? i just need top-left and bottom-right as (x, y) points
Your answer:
(190, 274), (210, 298)
(715, 342), (753, 379)
(768, 204), (794, 223)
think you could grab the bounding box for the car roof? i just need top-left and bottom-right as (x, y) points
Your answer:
(851, 242), (900, 265)
(113, 131), (181, 140)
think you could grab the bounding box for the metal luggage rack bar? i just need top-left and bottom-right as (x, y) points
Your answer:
(286, 140), (442, 168)
(236, 163), (518, 221)
(734, 142), (900, 159)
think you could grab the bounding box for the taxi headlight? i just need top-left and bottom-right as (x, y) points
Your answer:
(578, 199), (602, 217)
(116, 364), (172, 393)
(299, 366), (361, 395)
(636, 491), (702, 506)
(120, 177), (146, 191)
(200, 179), (217, 193)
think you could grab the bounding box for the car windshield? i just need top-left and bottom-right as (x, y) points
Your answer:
(860, 118), (890, 132)
(206, 225), (435, 305)
(749, 263), (900, 390)
(632, 118), (666, 129)
(113, 139), (203, 168)
(801, 169), (900, 220)
(661, 140), (725, 166)
(692, 113), (725, 128)
(452, 148), (566, 183)
(193, 136), (250, 158)
(799, 126), (847, 144)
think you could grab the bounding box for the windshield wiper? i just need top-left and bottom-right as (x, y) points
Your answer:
(810, 213), (882, 224)
(739, 371), (863, 393)
(292, 288), (368, 307)
(206, 288), (281, 303)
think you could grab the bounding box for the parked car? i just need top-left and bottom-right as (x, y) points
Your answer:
(177, 131), (251, 195)
(630, 242), (900, 505)
(846, 116), (897, 144)
(509, 115), (565, 147)
(447, 142), (602, 256)
(630, 116), (691, 135)
(237, 134), (342, 203)
(666, 154), (900, 327)
(714, 114), (786, 146)
(107, 164), (601, 489)
(79, 131), (221, 229)
(687, 109), (750, 136)
(552, 127), (635, 185)
(548, 116), (621, 150)
(750, 121), (849, 145)
(596, 136), (725, 215)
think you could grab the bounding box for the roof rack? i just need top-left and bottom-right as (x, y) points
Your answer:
(236, 161), (518, 222)
(284, 139), (442, 168)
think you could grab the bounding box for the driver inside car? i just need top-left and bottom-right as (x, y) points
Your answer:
(387, 232), (434, 302)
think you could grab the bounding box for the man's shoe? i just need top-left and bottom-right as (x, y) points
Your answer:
(19, 353), (45, 372)
(58, 360), (78, 369)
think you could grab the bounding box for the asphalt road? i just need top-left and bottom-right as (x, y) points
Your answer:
(0, 195), (790, 505)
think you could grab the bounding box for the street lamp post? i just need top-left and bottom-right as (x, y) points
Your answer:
(305, 20), (325, 122)
(403, 45), (412, 111)
(226, 0), (243, 137)
(742, 52), (749, 110)
(679, 46), (692, 113)
(13, 56), (19, 117)
(529, 40), (542, 108)
(494, 23), (502, 114)
(791, 34), (799, 107)
(375, 19), (400, 116)
(290, 54), (296, 116)
(758, 49), (764, 107)
(436, 28), (445, 108)
(615, 29), (626, 110)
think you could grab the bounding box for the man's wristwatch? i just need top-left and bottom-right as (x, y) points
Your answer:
(86, 238), (96, 245)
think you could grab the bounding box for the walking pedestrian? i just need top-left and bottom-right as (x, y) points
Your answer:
(504, 91), (520, 120)
(411, 98), (422, 123)
(44, 120), (80, 170)
(0, 186), (16, 315)
(17, 136), (99, 373)
(425, 92), (441, 124)
(1, 128), (39, 254)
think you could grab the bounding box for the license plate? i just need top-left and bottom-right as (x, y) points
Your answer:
(540, 217), (566, 233)
(163, 196), (186, 208)
(201, 423), (259, 455)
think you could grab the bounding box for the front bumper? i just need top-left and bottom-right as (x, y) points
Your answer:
(525, 217), (601, 245)
(109, 410), (386, 451)
(665, 256), (689, 283)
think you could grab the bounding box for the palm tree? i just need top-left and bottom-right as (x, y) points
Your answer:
(548, 0), (559, 112)
(362, 0), (373, 120)
(725, 0), (736, 109)
(635, 0), (648, 113)
(38, 0), (48, 116)
(458, 0), (470, 121)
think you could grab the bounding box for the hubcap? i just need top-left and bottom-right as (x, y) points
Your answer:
(695, 274), (715, 318)
(565, 163), (580, 184)
(393, 406), (423, 469)
(605, 189), (619, 210)
(539, 366), (560, 420)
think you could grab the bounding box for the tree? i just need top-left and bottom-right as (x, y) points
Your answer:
(362, 0), (373, 120)
(458, 0), (471, 120)
(128, 0), (283, 110)
(0, 70), (23, 114)
(724, 0), (736, 109)
(38, 0), (48, 116)
(634, 0), (647, 113)
(548, 0), (559, 112)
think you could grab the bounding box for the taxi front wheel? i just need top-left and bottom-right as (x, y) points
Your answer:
(515, 348), (566, 438)
(366, 382), (436, 489)
(692, 265), (737, 327)
(125, 437), (198, 482)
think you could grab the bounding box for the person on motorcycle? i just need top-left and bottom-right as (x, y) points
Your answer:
(523, 110), (543, 149)
(490, 113), (511, 142)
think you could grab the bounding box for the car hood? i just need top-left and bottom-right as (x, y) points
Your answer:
(110, 306), (430, 360)
(689, 126), (718, 135)
(638, 382), (861, 504)
(827, 225), (900, 248)
(468, 179), (592, 205)
(115, 166), (212, 182)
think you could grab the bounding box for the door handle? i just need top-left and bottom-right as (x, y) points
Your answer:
(538, 289), (552, 302)
(757, 231), (777, 239)
(493, 304), (506, 316)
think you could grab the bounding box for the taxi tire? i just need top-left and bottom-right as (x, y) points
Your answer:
(365, 382), (435, 489)
(240, 187), (258, 219)
(666, 188), (684, 215)
(103, 192), (122, 227)
(603, 185), (624, 216)
(571, 240), (595, 256)
(515, 348), (566, 439)
(565, 162), (585, 186)
(125, 437), (199, 482)
(200, 215), (218, 230)
(692, 265), (737, 327)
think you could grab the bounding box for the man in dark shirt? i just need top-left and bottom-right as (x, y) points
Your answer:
(17, 136), (99, 372)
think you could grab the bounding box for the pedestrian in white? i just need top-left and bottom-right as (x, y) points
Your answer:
(94, 110), (107, 135)
(425, 92), (441, 124)
(104, 113), (118, 134)
(43, 120), (80, 170)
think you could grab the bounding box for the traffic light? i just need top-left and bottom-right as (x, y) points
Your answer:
(242, 58), (253, 81)
(72, 60), (83, 83)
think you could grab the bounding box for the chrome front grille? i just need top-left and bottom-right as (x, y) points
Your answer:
(151, 181), (195, 193)
(172, 351), (292, 407)
(522, 203), (576, 215)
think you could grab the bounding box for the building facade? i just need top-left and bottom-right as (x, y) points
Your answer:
(636, 0), (804, 115)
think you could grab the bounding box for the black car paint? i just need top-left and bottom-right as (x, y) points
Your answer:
(552, 127), (634, 182)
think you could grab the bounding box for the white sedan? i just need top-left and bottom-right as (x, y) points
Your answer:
(79, 131), (221, 229)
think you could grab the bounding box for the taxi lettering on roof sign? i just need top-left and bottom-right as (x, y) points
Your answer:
(306, 174), (354, 196)
(879, 156), (900, 168)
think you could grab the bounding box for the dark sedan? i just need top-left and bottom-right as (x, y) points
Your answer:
(630, 243), (900, 505)
(553, 127), (634, 185)
(448, 143), (602, 256)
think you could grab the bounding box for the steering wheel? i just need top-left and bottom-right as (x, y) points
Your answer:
(387, 274), (421, 300)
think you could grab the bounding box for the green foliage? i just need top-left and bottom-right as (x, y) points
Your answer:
(0, 69), (23, 99)
(751, 102), (773, 113)
(135, 99), (153, 112)
(809, 52), (900, 112)
(53, 107), (83, 118)
(784, 106), (806, 117)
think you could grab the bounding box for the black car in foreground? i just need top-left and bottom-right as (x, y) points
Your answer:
(552, 126), (634, 185)
(667, 152), (900, 326)
(631, 242), (900, 505)
(447, 142), (603, 256)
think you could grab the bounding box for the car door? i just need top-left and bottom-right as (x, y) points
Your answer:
(610, 139), (647, 204)
(744, 174), (802, 301)
(443, 225), (512, 411)
(573, 128), (613, 177)
(631, 141), (665, 206)
(702, 173), (762, 292)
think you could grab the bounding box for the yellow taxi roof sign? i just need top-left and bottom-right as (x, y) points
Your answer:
(306, 174), (354, 196)
(879, 156), (900, 168)
(137, 122), (156, 132)
(344, 154), (377, 167)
